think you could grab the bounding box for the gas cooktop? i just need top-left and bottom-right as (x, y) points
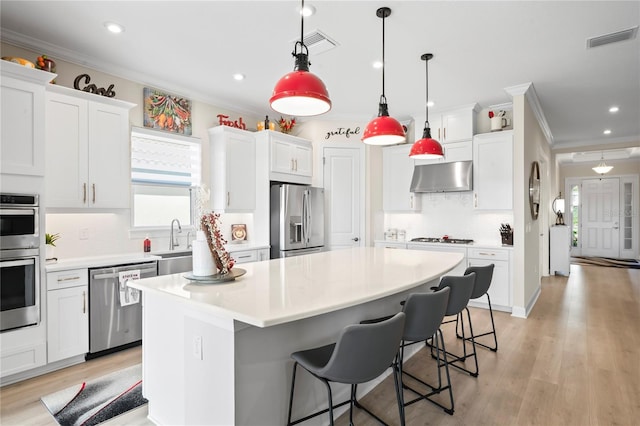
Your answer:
(410, 237), (474, 245)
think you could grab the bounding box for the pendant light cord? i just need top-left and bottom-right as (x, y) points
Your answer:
(424, 56), (429, 127)
(300, 0), (305, 46)
(381, 10), (387, 104)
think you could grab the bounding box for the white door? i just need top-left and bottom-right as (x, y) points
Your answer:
(323, 147), (362, 250)
(582, 178), (620, 257)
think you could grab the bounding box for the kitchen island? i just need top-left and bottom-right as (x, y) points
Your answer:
(129, 247), (463, 425)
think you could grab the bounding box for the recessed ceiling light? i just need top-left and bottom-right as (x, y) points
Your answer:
(609, 106), (619, 113)
(233, 73), (245, 81)
(372, 61), (383, 69)
(299, 4), (316, 17)
(427, 101), (435, 108)
(603, 129), (612, 135)
(104, 22), (125, 34)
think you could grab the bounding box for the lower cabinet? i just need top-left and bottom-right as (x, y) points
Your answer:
(374, 241), (408, 249)
(467, 247), (511, 311)
(46, 269), (89, 363)
(230, 247), (270, 264)
(407, 243), (468, 276)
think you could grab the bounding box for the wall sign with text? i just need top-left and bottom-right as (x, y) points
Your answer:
(325, 127), (360, 140)
(217, 114), (247, 130)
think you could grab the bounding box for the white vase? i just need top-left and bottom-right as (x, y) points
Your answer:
(46, 245), (55, 259)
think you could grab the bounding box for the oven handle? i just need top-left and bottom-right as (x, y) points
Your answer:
(0, 208), (36, 216)
(92, 267), (157, 280)
(1, 259), (35, 268)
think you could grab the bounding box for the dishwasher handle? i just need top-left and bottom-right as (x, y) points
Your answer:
(91, 267), (157, 280)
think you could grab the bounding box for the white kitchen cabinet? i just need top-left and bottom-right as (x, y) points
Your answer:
(414, 140), (472, 165)
(46, 268), (89, 363)
(382, 144), (420, 212)
(1, 61), (53, 176)
(407, 243), (467, 276)
(416, 104), (478, 144)
(473, 130), (513, 210)
(45, 85), (135, 209)
(209, 126), (256, 212)
(257, 248), (270, 261)
(467, 247), (511, 311)
(550, 225), (571, 276)
(255, 130), (312, 185)
(229, 247), (271, 263)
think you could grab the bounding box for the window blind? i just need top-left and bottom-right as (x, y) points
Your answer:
(131, 127), (201, 186)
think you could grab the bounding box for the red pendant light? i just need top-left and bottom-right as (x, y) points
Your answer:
(270, 0), (331, 117)
(362, 7), (406, 146)
(409, 53), (444, 159)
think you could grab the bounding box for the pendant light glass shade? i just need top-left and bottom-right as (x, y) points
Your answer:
(592, 152), (613, 174)
(270, 0), (331, 117)
(362, 7), (405, 146)
(410, 53), (444, 159)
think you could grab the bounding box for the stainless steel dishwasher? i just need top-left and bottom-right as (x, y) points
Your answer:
(87, 261), (157, 357)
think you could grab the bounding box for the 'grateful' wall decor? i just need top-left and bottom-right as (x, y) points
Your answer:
(143, 87), (192, 135)
(325, 126), (360, 140)
(73, 74), (116, 97)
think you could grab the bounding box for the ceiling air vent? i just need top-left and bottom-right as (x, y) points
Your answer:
(587, 26), (638, 49)
(291, 30), (338, 55)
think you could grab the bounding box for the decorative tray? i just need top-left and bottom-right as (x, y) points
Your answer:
(183, 268), (246, 284)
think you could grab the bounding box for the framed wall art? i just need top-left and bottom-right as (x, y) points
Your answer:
(231, 224), (247, 241)
(143, 87), (192, 135)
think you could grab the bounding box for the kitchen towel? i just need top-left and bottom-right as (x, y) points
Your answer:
(118, 270), (141, 307)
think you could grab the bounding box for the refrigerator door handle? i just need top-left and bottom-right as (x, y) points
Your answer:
(302, 190), (308, 244)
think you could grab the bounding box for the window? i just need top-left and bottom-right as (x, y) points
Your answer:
(570, 184), (580, 247)
(130, 127), (201, 228)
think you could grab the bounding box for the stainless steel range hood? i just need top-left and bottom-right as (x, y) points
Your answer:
(410, 161), (473, 193)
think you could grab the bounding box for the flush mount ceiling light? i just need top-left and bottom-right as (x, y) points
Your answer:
(603, 129), (612, 135)
(104, 21), (125, 34)
(592, 152), (613, 175)
(409, 53), (444, 159)
(233, 73), (245, 81)
(362, 7), (405, 146)
(270, 0), (331, 117)
(609, 106), (619, 113)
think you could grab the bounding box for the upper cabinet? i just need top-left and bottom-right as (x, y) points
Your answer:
(383, 144), (420, 212)
(45, 85), (135, 209)
(255, 131), (312, 185)
(208, 126), (256, 212)
(1, 61), (55, 176)
(423, 104), (479, 144)
(473, 130), (514, 210)
(414, 104), (478, 166)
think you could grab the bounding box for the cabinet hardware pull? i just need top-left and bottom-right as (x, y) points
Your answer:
(294, 159), (298, 171)
(438, 128), (441, 140)
(92, 183), (96, 204)
(58, 276), (81, 282)
(478, 252), (495, 256)
(83, 183), (87, 203)
(237, 255), (252, 259)
(82, 291), (86, 313)
(474, 193), (478, 208)
(227, 192), (230, 206)
(291, 158), (294, 171)
(444, 128), (446, 140)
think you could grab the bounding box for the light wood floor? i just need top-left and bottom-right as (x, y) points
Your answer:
(1, 264), (638, 425)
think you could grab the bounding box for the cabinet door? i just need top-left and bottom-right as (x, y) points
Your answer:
(441, 109), (474, 143)
(473, 132), (513, 210)
(1, 76), (46, 176)
(88, 102), (131, 208)
(383, 144), (420, 212)
(468, 259), (510, 308)
(293, 143), (312, 177)
(225, 133), (256, 211)
(257, 248), (270, 261)
(271, 139), (294, 174)
(415, 140), (472, 165)
(45, 92), (89, 208)
(47, 286), (89, 362)
(233, 250), (258, 264)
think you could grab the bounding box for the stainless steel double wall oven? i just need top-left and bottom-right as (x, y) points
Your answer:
(0, 193), (41, 332)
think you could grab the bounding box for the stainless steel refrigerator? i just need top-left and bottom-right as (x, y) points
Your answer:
(270, 184), (325, 258)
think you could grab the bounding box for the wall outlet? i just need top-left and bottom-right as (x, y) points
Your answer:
(79, 228), (89, 240)
(193, 336), (203, 360)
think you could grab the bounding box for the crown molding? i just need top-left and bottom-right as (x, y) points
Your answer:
(504, 82), (554, 146)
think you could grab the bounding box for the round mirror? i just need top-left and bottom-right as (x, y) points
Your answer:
(529, 161), (540, 220)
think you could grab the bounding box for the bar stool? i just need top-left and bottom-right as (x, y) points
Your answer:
(456, 264), (498, 351)
(431, 273), (479, 377)
(398, 287), (455, 415)
(286, 312), (406, 426)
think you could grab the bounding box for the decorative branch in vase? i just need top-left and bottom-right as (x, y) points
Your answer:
(201, 212), (235, 274)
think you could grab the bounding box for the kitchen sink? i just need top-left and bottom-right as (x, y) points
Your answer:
(156, 249), (193, 275)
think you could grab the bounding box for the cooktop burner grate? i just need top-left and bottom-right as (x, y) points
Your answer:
(410, 237), (474, 244)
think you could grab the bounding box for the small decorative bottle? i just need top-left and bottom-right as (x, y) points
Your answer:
(264, 115), (270, 131)
(143, 235), (151, 253)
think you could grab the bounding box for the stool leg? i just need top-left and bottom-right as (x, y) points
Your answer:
(487, 293), (499, 351)
(464, 307), (479, 377)
(438, 328), (455, 414)
(392, 355), (406, 426)
(287, 362), (298, 426)
(322, 379), (335, 426)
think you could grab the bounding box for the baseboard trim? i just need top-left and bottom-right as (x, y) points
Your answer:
(0, 354), (85, 387)
(511, 285), (542, 319)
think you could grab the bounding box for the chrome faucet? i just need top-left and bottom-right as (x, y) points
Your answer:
(186, 231), (193, 250)
(169, 219), (182, 250)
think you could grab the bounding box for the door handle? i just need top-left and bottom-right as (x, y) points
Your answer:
(82, 290), (86, 314)
(352, 237), (359, 242)
(613, 222), (619, 229)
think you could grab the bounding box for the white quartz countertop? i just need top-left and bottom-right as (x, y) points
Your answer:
(376, 240), (513, 249)
(45, 253), (161, 272)
(129, 247), (463, 328)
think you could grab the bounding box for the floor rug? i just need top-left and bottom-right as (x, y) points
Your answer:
(571, 256), (640, 269)
(41, 364), (147, 426)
